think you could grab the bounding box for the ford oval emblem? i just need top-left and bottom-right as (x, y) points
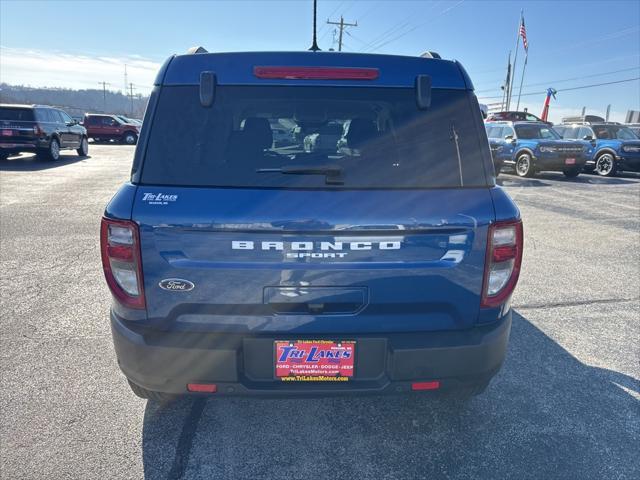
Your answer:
(159, 278), (195, 292)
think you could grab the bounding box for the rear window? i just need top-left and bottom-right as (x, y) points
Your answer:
(141, 86), (489, 188)
(0, 107), (34, 122)
(515, 124), (560, 140)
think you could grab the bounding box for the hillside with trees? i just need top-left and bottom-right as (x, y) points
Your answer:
(0, 83), (149, 119)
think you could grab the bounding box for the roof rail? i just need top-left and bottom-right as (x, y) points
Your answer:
(420, 51), (441, 59)
(187, 46), (208, 54)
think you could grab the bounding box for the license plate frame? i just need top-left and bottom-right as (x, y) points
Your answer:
(565, 157), (576, 165)
(274, 340), (356, 382)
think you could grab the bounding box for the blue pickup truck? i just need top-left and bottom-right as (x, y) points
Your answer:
(101, 49), (523, 401)
(554, 122), (640, 176)
(485, 121), (591, 178)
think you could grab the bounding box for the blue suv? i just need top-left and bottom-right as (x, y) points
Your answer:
(101, 49), (523, 401)
(554, 122), (640, 176)
(485, 121), (591, 178)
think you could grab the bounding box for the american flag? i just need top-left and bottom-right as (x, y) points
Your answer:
(519, 16), (528, 53)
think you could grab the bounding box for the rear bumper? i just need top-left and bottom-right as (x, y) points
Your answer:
(533, 155), (586, 171)
(0, 143), (37, 154)
(111, 310), (512, 396)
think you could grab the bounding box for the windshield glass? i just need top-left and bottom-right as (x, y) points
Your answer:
(515, 124), (561, 139)
(592, 125), (638, 140)
(140, 86), (488, 188)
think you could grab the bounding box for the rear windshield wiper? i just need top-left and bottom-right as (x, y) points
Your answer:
(256, 165), (344, 185)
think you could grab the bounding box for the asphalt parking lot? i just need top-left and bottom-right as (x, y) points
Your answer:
(1, 145), (639, 479)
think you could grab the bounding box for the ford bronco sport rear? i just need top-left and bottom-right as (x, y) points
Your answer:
(101, 50), (522, 400)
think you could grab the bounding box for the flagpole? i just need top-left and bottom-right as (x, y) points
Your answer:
(507, 10), (523, 110)
(501, 51), (512, 111)
(516, 55), (528, 111)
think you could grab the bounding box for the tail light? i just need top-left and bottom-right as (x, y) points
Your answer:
(100, 217), (145, 309)
(481, 219), (523, 308)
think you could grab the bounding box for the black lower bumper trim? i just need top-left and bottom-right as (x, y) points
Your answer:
(111, 311), (511, 396)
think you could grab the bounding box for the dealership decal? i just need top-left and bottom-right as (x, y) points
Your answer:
(142, 192), (178, 205)
(275, 340), (355, 381)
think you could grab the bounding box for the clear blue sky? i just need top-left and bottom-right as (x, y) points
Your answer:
(1, 0), (639, 122)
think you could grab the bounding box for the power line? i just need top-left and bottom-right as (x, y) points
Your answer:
(478, 77), (640, 100)
(357, 2), (427, 53)
(317, 0), (348, 36)
(475, 67), (640, 94)
(367, 0), (465, 53)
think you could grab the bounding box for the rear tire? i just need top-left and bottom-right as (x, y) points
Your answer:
(515, 152), (535, 177)
(122, 132), (138, 145)
(127, 379), (177, 403)
(595, 152), (617, 177)
(38, 138), (60, 161)
(77, 137), (89, 156)
(563, 167), (581, 178)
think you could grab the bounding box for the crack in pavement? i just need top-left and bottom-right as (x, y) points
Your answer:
(166, 398), (207, 480)
(514, 297), (639, 311)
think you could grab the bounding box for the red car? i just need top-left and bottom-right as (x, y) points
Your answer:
(83, 114), (140, 145)
(486, 111), (552, 125)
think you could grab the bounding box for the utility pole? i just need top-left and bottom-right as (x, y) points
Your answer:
(326, 15), (357, 52)
(124, 64), (128, 95)
(98, 82), (110, 112)
(128, 83), (136, 116)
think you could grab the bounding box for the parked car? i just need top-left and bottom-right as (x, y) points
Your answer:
(561, 115), (604, 124)
(626, 124), (640, 137)
(83, 114), (140, 144)
(485, 121), (591, 178)
(101, 48), (522, 401)
(486, 110), (551, 125)
(554, 122), (640, 176)
(0, 104), (88, 160)
(117, 116), (143, 128)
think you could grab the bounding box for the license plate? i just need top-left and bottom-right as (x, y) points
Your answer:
(1, 130), (12, 136)
(275, 340), (355, 382)
(565, 157), (576, 165)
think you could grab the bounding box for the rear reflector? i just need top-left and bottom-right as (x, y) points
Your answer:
(411, 381), (440, 391)
(253, 66), (379, 80)
(187, 383), (217, 393)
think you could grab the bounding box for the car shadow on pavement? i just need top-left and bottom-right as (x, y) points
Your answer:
(0, 153), (90, 171)
(498, 172), (639, 187)
(534, 171), (640, 185)
(140, 311), (639, 479)
(497, 176), (552, 188)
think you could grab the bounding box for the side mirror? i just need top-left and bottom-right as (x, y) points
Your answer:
(583, 135), (593, 141)
(415, 75), (432, 109)
(505, 135), (516, 143)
